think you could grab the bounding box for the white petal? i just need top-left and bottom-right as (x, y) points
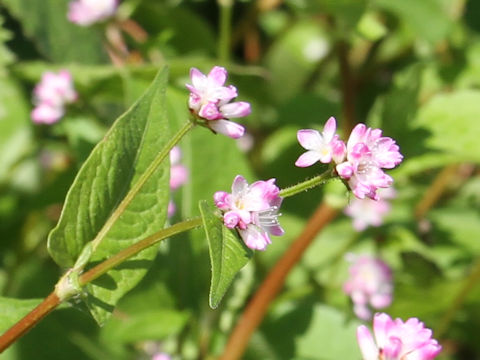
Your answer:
(357, 325), (379, 360)
(208, 119), (245, 139)
(295, 151), (321, 167)
(297, 129), (323, 150)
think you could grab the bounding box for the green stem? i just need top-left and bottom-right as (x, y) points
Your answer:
(279, 168), (335, 198)
(90, 120), (195, 254)
(218, 0), (234, 64)
(80, 217), (203, 285)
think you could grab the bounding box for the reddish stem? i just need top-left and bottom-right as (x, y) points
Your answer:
(219, 202), (338, 360)
(0, 292), (60, 353)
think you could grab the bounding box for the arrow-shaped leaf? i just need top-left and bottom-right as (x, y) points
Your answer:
(48, 67), (172, 325)
(199, 200), (253, 309)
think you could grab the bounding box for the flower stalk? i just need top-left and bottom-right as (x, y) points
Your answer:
(279, 168), (335, 198)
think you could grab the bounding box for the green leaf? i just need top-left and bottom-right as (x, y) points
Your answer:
(0, 76), (32, 185)
(413, 90), (480, 163)
(48, 67), (172, 325)
(101, 309), (189, 343)
(199, 200), (253, 309)
(374, 0), (452, 44)
(265, 21), (331, 102)
(0, 297), (42, 333)
(2, 0), (107, 63)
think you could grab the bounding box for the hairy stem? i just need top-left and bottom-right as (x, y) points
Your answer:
(219, 202), (338, 360)
(279, 168), (335, 198)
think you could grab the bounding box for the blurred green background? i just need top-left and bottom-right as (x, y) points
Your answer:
(1, 0), (480, 359)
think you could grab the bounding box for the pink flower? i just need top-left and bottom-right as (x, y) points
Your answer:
(344, 188), (396, 231)
(357, 313), (442, 360)
(168, 146), (188, 218)
(169, 146), (188, 191)
(152, 353), (171, 360)
(186, 67), (251, 139)
(68, 0), (118, 26)
(336, 124), (403, 200)
(295, 117), (346, 167)
(31, 103), (64, 125)
(34, 70), (77, 107)
(343, 255), (393, 320)
(31, 70), (77, 125)
(214, 175), (284, 251)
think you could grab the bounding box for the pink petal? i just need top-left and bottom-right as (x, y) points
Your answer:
(220, 101), (251, 118)
(212, 85), (238, 103)
(373, 313), (394, 349)
(168, 200), (176, 218)
(190, 68), (207, 89)
(336, 162), (354, 179)
(239, 226), (271, 251)
(224, 211), (241, 229)
(207, 66), (228, 87)
(170, 164), (188, 190)
(348, 123), (367, 149)
(199, 102), (222, 120)
(231, 175), (248, 195)
(297, 129), (322, 150)
(214, 191), (230, 210)
(356, 325), (379, 360)
(322, 116), (337, 142)
(370, 293), (392, 308)
(208, 119), (245, 139)
(170, 146), (182, 165)
(331, 137), (347, 163)
(31, 103), (63, 124)
(295, 151), (321, 167)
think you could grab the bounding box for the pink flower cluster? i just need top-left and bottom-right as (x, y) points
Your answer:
(31, 70), (77, 125)
(344, 187), (396, 231)
(214, 175), (284, 251)
(168, 146), (188, 217)
(68, 0), (118, 26)
(295, 117), (403, 200)
(186, 67), (251, 139)
(357, 313), (442, 360)
(343, 255), (393, 320)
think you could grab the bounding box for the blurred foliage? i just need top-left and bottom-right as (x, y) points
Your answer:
(0, 0), (479, 359)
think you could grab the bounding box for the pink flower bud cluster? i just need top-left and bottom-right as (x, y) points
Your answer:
(344, 187), (396, 231)
(214, 175), (284, 251)
(31, 70), (77, 125)
(168, 146), (188, 218)
(343, 255), (393, 320)
(295, 117), (403, 200)
(357, 313), (442, 360)
(186, 67), (251, 139)
(68, 0), (118, 26)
